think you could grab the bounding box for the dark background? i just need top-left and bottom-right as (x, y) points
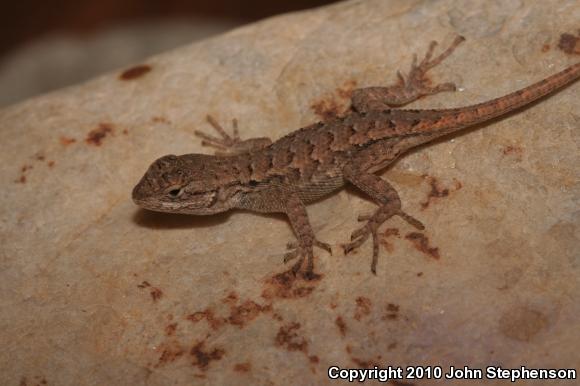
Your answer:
(0, 0), (337, 59)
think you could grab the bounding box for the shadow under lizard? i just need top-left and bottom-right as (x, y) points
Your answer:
(132, 36), (580, 279)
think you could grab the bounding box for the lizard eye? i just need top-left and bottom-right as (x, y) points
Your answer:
(166, 187), (183, 198)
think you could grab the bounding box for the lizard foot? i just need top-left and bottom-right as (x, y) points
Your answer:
(350, 36), (465, 111)
(194, 115), (240, 153)
(283, 239), (331, 279)
(342, 210), (424, 274)
(388, 36), (465, 106)
(194, 115), (272, 155)
(284, 239), (332, 263)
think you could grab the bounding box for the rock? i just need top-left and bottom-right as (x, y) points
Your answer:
(1, 0), (578, 385)
(0, 19), (239, 108)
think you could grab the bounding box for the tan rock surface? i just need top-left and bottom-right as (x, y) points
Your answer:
(1, 1), (579, 385)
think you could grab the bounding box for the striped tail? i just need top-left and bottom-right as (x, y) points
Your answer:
(412, 62), (580, 136)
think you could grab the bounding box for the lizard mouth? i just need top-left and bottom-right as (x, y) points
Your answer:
(132, 188), (219, 214)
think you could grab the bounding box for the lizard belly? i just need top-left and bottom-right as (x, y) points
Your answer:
(296, 172), (345, 204)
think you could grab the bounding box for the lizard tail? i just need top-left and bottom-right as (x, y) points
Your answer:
(414, 61), (580, 135)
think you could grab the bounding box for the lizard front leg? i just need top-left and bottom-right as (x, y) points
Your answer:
(235, 187), (330, 278)
(195, 115), (272, 155)
(351, 36), (464, 112)
(282, 194), (331, 279)
(342, 165), (424, 274)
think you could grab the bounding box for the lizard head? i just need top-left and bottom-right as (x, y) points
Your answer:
(132, 154), (236, 215)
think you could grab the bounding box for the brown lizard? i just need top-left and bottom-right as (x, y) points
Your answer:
(132, 36), (580, 278)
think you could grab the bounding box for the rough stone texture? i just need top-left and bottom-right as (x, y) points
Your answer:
(1, 1), (579, 385)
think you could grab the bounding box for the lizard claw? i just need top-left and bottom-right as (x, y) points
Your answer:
(397, 211), (425, 231)
(284, 246), (315, 280)
(395, 36), (465, 103)
(341, 223), (380, 274)
(284, 239), (332, 263)
(283, 238), (332, 280)
(195, 115), (273, 155)
(314, 239), (332, 254)
(194, 115), (241, 154)
(342, 210), (424, 274)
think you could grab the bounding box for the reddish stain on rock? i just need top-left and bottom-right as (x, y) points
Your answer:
(420, 175), (463, 210)
(137, 281), (163, 302)
(86, 123), (114, 146)
(558, 33), (580, 55)
(335, 316), (347, 337)
(383, 303), (400, 320)
(47, 161), (55, 168)
(190, 341), (225, 370)
(387, 303), (399, 312)
(59, 136), (77, 146)
(262, 270), (321, 300)
(16, 165), (33, 183)
(380, 227), (400, 253)
(150, 288), (162, 301)
(233, 362), (252, 373)
(35, 154), (45, 161)
(186, 310), (224, 330)
(186, 312), (206, 323)
(405, 232), (440, 259)
(311, 80), (357, 120)
(354, 296), (372, 321)
(336, 80), (357, 98)
(152, 116), (170, 124)
(222, 291), (239, 305)
(391, 381), (416, 386)
(311, 99), (343, 121)
(502, 145), (524, 161)
(186, 296), (271, 331)
(157, 346), (185, 367)
(350, 356), (381, 369)
(275, 322), (308, 352)
(228, 300), (272, 327)
(165, 323), (178, 336)
(20, 376), (48, 386)
(120, 64), (152, 80)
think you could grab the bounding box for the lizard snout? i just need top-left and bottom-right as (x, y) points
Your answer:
(132, 176), (152, 203)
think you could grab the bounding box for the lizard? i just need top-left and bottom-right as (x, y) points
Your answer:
(132, 36), (580, 279)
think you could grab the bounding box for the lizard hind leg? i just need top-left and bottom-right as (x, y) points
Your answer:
(194, 115), (272, 155)
(351, 35), (465, 112)
(343, 208), (424, 274)
(342, 167), (424, 274)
